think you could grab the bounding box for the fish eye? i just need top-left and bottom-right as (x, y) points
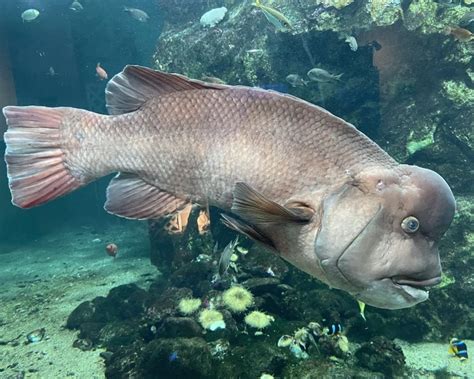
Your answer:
(401, 216), (420, 233)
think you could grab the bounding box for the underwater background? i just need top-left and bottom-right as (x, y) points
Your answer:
(0, 0), (473, 378)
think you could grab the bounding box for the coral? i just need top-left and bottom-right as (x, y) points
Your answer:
(178, 298), (202, 315)
(437, 273), (456, 289)
(441, 80), (474, 107)
(222, 286), (254, 312)
(260, 374), (274, 379)
(316, 0), (354, 10)
(406, 129), (435, 156)
(404, 0), (439, 33)
(198, 309), (226, 331)
(355, 337), (405, 376)
(367, 0), (402, 26)
(244, 311), (275, 329)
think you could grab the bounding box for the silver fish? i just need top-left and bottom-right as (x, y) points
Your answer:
(123, 7), (149, 22)
(307, 68), (343, 83)
(218, 237), (239, 278)
(69, 0), (83, 12)
(345, 36), (358, 52)
(2, 65), (455, 309)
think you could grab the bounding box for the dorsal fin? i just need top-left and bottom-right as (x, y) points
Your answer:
(105, 65), (227, 115)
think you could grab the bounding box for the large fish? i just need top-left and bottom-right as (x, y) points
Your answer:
(2, 65), (455, 309)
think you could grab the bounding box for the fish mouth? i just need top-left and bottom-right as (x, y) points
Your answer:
(391, 275), (441, 292)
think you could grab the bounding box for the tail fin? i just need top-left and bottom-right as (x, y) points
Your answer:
(3, 106), (83, 208)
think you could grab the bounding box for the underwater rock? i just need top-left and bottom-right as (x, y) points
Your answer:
(218, 340), (288, 378)
(355, 336), (405, 377)
(170, 261), (214, 292)
(98, 321), (142, 350)
(282, 360), (379, 379)
(157, 317), (203, 338)
(136, 337), (213, 379)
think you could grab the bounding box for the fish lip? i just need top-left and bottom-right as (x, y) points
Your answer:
(391, 276), (441, 290)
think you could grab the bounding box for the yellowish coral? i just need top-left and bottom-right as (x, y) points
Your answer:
(222, 286), (254, 312)
(316, 0), (354, 9)
(198, 309), (226, 331)
(244, 311), (274, 329)
(178, 298), (201, 315)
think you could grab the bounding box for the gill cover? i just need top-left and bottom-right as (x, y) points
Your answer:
(315, 184), (381, 292)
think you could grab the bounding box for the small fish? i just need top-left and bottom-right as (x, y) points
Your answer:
(266, 267), (276, 276)
(449, 338), (468, 360)
(123, 7), (149, 23)
(357, 300), (366, 321)
(21, 9), (40, 22)
(105, 243), (118, 258)
(307, 68), (343, 83)
(327, 323), (342, 336)
(27, 328), (45, 343)
(246, 48), (264, 54)
(168, 351), (179, 362)
(286, 74), (307, 88)
(96, 63), (108, 80)
(345, 36), (358, 52)
(218, 237), (239, 278)
(69, 0), (83, 12)
(445, 26), (474, 42)
(47, 67), (58, 76)
(254, 0), (292, 32)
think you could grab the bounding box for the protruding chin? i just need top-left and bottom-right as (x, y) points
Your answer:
(356, 278), (429, 310)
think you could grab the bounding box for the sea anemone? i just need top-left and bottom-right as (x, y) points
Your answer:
(244, 311), (274, 329)
(222, 286), (254, 312)
(198, 309), (226, 331)
(178, 298), (201, 315)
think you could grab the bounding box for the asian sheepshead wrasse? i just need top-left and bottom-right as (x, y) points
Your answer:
(2, 65), (455, 309)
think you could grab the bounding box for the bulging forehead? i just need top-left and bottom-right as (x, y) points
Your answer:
(357, 165), (455, 239)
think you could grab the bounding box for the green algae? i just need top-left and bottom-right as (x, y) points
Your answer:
(442, 80), (474, 107)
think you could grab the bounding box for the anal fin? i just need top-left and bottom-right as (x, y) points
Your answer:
(105, 173), (188, 220)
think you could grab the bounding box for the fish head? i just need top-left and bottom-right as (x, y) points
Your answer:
(314, 165), (455, 309)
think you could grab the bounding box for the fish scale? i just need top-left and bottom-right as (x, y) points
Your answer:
(65, 89), (392, 207)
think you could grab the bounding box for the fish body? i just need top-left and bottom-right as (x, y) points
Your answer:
(286, 74), (307, 88)
(96, 63), (108, 80)
(327, 324), (342, 336)
(21, 9), (40, 22)
(69, 0), (83, 12)
(254, 0), (292, 31)
(446, 26), (474, 42)
(449, 338), (468, 360)
(2, 65), (455, 309)
(218, 237), (239, 278)
(345, 36), (358, 51)
(123, 7), (149, 22)
(307, 68), (343, 83)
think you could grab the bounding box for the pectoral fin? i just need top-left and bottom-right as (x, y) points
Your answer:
(231, 182), (314, 225)
(220, 214), (276, 251)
